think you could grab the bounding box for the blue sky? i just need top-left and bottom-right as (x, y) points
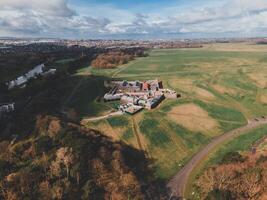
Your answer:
(0, 0), (267, 39)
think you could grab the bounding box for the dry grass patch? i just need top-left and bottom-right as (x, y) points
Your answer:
(167, 78), (195, 92)
(168, 103), (220, 136)
(259, 93), (267, 104)
(228, 57), (257, 66)
(248, 73), (267, 88)
(212, 84), (236, 95)
(203, 43), (267, 52)
(194, 87), (215, 100)
(148, 64), (159, 69)
(88, 122), (125, 141)
(168, 78), (215, 100)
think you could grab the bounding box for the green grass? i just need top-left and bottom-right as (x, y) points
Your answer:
(85, 44), (267, 179)
(55, 58), (76, 64)
(139, 117), (171, 147)
(208, 125), (267, 165)
(223, 76), (258, 91)
(121, 128), (134, 141)
(65, 77), (110, 117)
(167, 121), (210, 150)
(107, 116), (129, 127)
(194, 100), (247, 131)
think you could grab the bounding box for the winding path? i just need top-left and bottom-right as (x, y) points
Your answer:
(167, 117), (267, 199)
(81, 111), (123, 124)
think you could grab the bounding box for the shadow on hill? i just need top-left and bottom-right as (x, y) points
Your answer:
(0, 72), (114, 139)
(0, 52), (173, 199)
(0, 114), (170, 199)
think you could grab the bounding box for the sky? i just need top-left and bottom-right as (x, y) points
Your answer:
(0, 0), (267, 39)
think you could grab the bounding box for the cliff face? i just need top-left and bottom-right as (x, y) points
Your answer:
(0, 115), (166, 200)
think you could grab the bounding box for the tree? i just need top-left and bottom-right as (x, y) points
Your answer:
(51, 147), (76, 179)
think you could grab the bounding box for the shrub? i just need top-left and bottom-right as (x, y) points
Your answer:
(220, 152), (245, 164)
(36, 136), (53, 153)
(256, 155), (267, 164)
(0, 160), (12, 178)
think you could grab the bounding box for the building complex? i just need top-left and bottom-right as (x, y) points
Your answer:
(104, 80), (180, 115)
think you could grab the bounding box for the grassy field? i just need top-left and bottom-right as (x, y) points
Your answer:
(77, 43), (267, 179)
(208, 125), (267, 165)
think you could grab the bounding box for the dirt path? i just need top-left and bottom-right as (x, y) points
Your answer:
(167, 117), (267, 199)
(132, 118), (145, 151)
(81, 111), (123, 124)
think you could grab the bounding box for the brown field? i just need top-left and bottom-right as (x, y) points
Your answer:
(212, 84), (236, 95)
(248, 73), (267, 88)
(203, 43), (267, 52)
(194, 87), (215, 100)
(167, 103), (221, 136)
(88, 121), (125, 141)
(260, 94), (267, 104)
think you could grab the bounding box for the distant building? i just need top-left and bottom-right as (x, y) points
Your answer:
(142, 82), (150, 91)
(145, 95), (165, 110)
(121, 95), (138, 104)
(6, 64), (56, 90)
(0, 103), (15, 116)
(25, 64), (45, 79)
(160, 89), (179, 99)
(43, 68), (57, 76)
(124, 105), (143, 115)
(104, 93), (123, 101)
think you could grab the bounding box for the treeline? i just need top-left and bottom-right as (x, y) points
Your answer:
(91, 48), (147, 69)
(257, 41), (267, 45)
(52, 48), (102, 74)
(0, 44), (99, 82)
(154, 42), (203, 49)
(197, 151), (267, 199)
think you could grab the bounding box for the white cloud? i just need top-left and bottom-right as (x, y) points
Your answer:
(167, 0), (267, 35)
(0, 0), (267, 38)
(0, 0), (75, 17)
(0, 0), (113, 37)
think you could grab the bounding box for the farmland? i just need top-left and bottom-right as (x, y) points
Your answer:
(82, 43), (267, 179)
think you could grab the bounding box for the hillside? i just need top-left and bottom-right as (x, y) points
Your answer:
(196, 134), (267, 200)
(0, 115), (166, 199)
(0, 46), (165, 199)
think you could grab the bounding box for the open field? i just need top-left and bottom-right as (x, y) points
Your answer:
(207, 125), (267, 165)
(77, 43), (267, 179)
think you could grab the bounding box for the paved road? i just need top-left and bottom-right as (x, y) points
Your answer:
(167, 117), (267, 199)
(81, 111), (123, 124)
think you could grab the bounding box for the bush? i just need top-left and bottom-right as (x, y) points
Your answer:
(256, 155), (267, 164)
(0, 160), (13, 178)
(205, 189), (235, 200)
(36, 136), (53, 153)
(220, 152), (245, 164)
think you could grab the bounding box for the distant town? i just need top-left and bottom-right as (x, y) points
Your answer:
(1, 37), (267, 50)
